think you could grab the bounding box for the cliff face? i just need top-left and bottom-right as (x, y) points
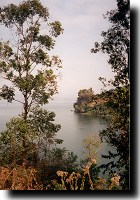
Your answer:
(73, 88), (94, 113)
(73, 88), (110, 115)
(73, 98), (108, 114)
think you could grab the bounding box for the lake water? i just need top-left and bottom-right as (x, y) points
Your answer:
(0, 100), (116, 166)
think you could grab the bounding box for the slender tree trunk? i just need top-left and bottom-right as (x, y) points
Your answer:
(23, 91), (28, 148)
(24, 93), (28, 121)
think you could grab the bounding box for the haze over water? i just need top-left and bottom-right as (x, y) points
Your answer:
(0, 98), (115, 165)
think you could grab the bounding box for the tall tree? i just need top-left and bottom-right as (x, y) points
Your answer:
(0, 0), (64, 167)
(91, 0), (130, 189)
(0, 0), (63, 120)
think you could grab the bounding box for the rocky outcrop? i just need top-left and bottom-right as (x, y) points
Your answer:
(73, 98), (108, 114)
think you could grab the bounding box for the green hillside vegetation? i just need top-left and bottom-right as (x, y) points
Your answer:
(73, 88), (113, 118)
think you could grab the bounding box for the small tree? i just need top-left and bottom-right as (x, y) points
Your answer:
(83, 134), (103, 161)
(28, 107), (62, 160)
(0, 0), (63, 120)
(77, 88), (94, 103)
(0, 107), (62, 166)
(0, 117), (38, 166)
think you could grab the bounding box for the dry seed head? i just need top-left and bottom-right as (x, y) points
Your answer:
(111, 174), (120, 186)
(56, 170), (68, 178)
(91, 158), (97, 164)
(76, 173), (81, 178)
(56, 170), (63, 177)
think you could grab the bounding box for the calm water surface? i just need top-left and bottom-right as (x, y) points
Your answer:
(0, 101), (115, 164)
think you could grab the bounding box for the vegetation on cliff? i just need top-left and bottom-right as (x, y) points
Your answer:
(73, 88), (94, 113)
(73, 87), (110, 118)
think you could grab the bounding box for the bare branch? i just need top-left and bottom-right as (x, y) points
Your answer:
(13, 98), (24, 104)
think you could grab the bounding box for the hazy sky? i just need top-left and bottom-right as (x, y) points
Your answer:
(0, 0), (117, 102)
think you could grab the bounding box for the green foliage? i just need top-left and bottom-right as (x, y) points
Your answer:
(0, 85), (15, 102)
(91, 0), (130, 190)
(0, 0), (49, 26)
(73, 87), (110, 115)
(77, 88), (94, 103)
(0, 106), (63, 165)
(28, 107), (62, 160)
(73, 88), (94, 113)
(99, 86), (129, 188)
(0, 117), (38, 166)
